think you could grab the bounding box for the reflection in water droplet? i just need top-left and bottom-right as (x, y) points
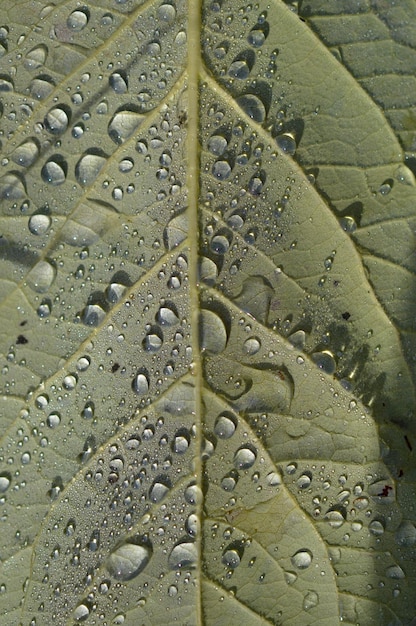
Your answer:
(168, 541), (197, 570)
(28, 213), (51, 235)
(75, 153), (107, 186)
(200, 309), (228, 354)
(214, 413), (237, 439)
(106, 539), (152, 581)
(291, 549), (313, 569)
(27, 261), (56, 293)
(12, 140), (39, 167)
(236, 94), (266, 122)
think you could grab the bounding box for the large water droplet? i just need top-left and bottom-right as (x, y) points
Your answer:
(0, 473), (11, 493)
(276, 132), (297, 156)
(132, 371), (150, 395)
(311, 350), (336, 375)
(236, 94), (266, 122)
(44, 106), (70, 134)
(109, 72), (128, 94)
(291, 549), (313, 569)
(27, 260), (56, 293)
(12, 140), (39, 167)
(75, 152), (107, 186)
(28, 213), (51, 236)
(67, 9), (89, 31)
(30, 74), (55, 99)
(164, 213), (188, 249)
(208, 134), (228, 156)
(41, 158), (67, 185)
(212, 159), (232, 180)
(106, 539), (152, 581)
(0, 173), (26, 200)
(24, 44), (48, 70)
(108, 110), (144, 144)
(395, 521), (416, 547)
(214, 413), (237, 439)
(149, 478), (171, 502)
(233, 446), (256, 470)
(158, 4), (176, 23)
(168, 541), (197, 570)
(200, 308), (228, 354)
(81, 304), (106, 326)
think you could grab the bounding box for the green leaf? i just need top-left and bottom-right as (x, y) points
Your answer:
(0, 1), (415, 624)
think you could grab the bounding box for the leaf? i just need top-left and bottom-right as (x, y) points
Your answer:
(0, 1), (415, 625)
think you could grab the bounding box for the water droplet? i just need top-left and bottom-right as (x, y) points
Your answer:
(208, 134), (228, 155)
(291, 549), (313, 569)
(297, 472), (312, 490)
(233, 446), (256, 470)
(30, 75), (55, 99)
(81, 304), (106, 326)
(24, 44), (48, 70)
(212, 159), (232, 180)
(67, 9), (89, 31)
(311, 350), (336, 375)
(149, 478), (170, 502)
(47, 412), (61, 428)
(0, 173), (26, 200)
(248, 24), (269, 47)
(0, 473), (11, 493)
(276, 132), (297, 156)
(27, 260), (56, 293)
(339, 216), (357, 233)
(132, 372), (149, 395)
(395, 521), (416, 547)
(44, 106), (70, 134)
(368, 519), (385, 536)
(106, 539), (152, 581)
(385, 564), (405, 579)
(142, 328), (163, 352)
(109, 71), (128, 94)
(157, 304), (179, 326)
(303, 590), (319, 611)
(221, 471), (238, 491)
(185, 513), (199, 537)
(368, 480), (395, 504)
(236, 94), (266, 122)
(41, 158), (67, 185)
(228, 59), (250, 79)
(214, 413), (237, 439)
(28, 213), (51, 236)
(75, 152), (107, 186)
(164, 213), (188, 249)
(12, 140), (39, 167)
(200, 309), (228, 354)
(222, 548), (241, 569)
(0, 75), (14, 91)
(73, 602), (90, 622)
(158, 4), (176, 22)
(108, 110), (144, 144)
(168, 541), (197, 570)
(324, 508), (346, 529)
(243, 337), (261, 355)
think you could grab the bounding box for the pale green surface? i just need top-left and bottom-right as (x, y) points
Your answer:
(0, 1), (415, 624)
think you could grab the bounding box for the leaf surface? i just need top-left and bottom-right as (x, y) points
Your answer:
(0, 1), (415, 624)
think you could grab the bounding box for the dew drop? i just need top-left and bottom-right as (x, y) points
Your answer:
(109, 72), (128, 94)
(158, 4), (176, 22)
(132, 372), (150, 395)
(81, 304), (106, 326)
(106, 539), (152, 581)
(67, 9), (89, 31)
(276, 133), (297, 156)
(28, 213), (51, 236)
(75, 152), (107, 186)
(212, 160), (232, 180)
(222, 549), (241, 569)
(243, 337), (261, 355)
(44, 106), (70, 134)
(207, 134), (228, 156)
(311, 350), (336, 375)
(108, 110), (144, 144)
(233, 446), (256, 470)
(303, 590), (319, 611)
(385, 564), (405, 579)
(291, 549), (313, 569)
(395, 521), (416, 547)
(214, 413), (237, 439)
(0, 173), (26, 200)
(27, 261), (56, 293)
(200, 309), (228, 354)
(12, 140), (39, 167)
(41, 158), (66, 185)
(168, 541), (197, 570)
(236, 94), (266, 122)
(24, 44), (48, 69)
(30, 75), (55, 99)
(0, 473), (11, 493)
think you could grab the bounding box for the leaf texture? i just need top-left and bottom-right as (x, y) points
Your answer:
(0, 1), (415, 625)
